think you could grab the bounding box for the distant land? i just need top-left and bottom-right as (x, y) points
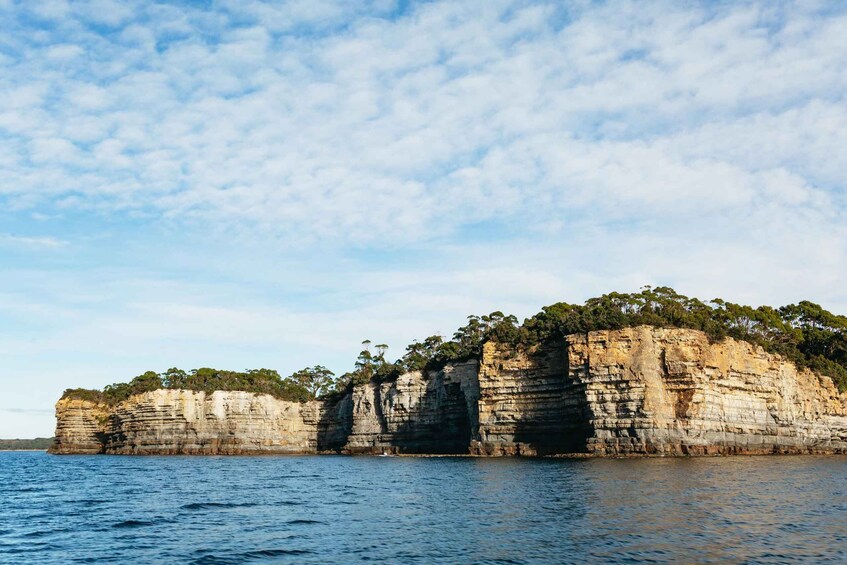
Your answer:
(0, 438), (54, 450)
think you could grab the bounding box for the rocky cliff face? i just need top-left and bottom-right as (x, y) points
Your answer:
(344, 361), (478, 454)
(51, 327), (847, 456)
(104, 390), (329, 455)
(51, 391), (347, 455)
(472, 341), (589, 456)
(50, 398), (110, 454)
(570, 326), (847, 455)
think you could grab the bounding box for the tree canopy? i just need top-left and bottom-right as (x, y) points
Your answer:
(62, 287), (847, 403)
(62, 366), (334, 405)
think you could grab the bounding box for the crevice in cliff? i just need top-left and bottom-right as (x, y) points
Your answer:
(372, 383), (389, 442)
(317, 395), (352, 452)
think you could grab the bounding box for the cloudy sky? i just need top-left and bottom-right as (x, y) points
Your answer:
(2, 0), (846, 437)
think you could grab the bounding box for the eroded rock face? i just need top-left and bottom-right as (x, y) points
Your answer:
(471, 341), (589, 456)
(105, 390), (329, 455)
(344, 361), (479, 454)
(569, 326), (847, 455)
(51, 390), (348, 455)
(51, 327), (847, 456)
(49, 398), (110, 454)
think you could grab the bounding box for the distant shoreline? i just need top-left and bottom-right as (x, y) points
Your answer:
(0, 438), (55, 451)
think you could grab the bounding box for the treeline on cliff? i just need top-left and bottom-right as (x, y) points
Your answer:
(345, 286), (846, 391)
(62, 287), (847, 403)
(62, 366), (336, 405)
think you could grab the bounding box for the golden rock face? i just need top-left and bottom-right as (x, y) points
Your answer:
(568, 326), (847, 455)
(49, 398), (111, 454)
(50, 326), (847, 456)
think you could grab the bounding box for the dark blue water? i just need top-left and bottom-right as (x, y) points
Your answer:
(1, 453), (846, 564)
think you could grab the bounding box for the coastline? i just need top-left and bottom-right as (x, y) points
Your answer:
(44, 449), (847, 458)
(50, 328), (847, 458)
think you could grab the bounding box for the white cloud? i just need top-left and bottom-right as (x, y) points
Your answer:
(0, 0), (843, 245)
(0, 233), (68, 248)
(2, 0), (847, 437)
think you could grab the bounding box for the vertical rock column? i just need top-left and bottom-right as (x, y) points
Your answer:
(49, 398), (110, 454)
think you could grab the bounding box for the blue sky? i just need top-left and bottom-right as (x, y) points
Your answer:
(2, 0), (846, 437)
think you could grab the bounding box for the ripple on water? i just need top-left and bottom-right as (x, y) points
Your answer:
(192, 548), (316, 564)
(181, 502), (261, 511)
(2, 452), (847, 563)
(111, 519), (161, 529)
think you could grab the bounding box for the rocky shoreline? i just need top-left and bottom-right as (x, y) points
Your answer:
(50, 326), (847, 457)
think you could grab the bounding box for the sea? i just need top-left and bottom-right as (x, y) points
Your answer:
(1, 452), (846, 564)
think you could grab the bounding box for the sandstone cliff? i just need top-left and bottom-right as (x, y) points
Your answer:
(51, 327), (847, 456)
(50, 390), (348, 455)
(51, 398), (111, 454)
(106, 390), (325, 455)
(570, 326), (847, 455)
(471, 341), (589, 456)
(344, 361), (478, 454)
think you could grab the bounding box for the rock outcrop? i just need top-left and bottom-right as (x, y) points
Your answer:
(105, 390), (326, 455)
(570, 326), (847, 455)
(344, 361), (478, 454)
(50, 327), (847, 456)
(51, 398), (110, 454)
(50, 391), (348, 455)
(471, 341), (589, 456)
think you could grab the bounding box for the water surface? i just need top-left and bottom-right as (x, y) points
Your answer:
(1, 452), (846, 563)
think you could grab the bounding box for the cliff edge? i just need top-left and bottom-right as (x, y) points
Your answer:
(50, 327), (847, 456)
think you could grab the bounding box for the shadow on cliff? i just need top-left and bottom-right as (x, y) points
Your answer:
(495, 340), (593, 456)
(317, 340), (595, 456)
(346, 377), (474, 455)
(399, 380), (473, 455)
(316, 394), (353, 453)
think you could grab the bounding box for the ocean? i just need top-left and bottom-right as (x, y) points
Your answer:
(1, 452), (846, 563)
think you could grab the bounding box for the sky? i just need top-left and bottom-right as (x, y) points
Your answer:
(1, 0), (846, 437)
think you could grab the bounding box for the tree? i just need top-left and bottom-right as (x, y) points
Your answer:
(375, 344), (388, 360)
(401, 335), (444, 371)
(288, 365), (336, 398)
(162, 367), (188, 389)
(129, 371), (163, 395)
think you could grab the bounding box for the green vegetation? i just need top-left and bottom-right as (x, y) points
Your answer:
(61, 287), (847, 402)
(518, 287), (847, 391)
(62, 366), (335, 405)
(335, 287), (847, 391)
(0, 438), (53, 450)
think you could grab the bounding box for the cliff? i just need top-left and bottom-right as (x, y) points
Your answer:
(571, 327), (847, 455)
(50, 327), (847, 456)
(472, 341), (590, 456)
(51, 398), (111, 454)
(344, 361), (478, 454)
(52, 390), (349, 455)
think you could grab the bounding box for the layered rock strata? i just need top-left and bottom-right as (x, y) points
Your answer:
(104, 390), (329, 455)
(571, 327), (847, 455)
(344, 361), (479, 454)
(51, 391), (349, 455)
(471, 341), (589, 456)
(51, 398), (111, 454)
(51, 327), (847, 456)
